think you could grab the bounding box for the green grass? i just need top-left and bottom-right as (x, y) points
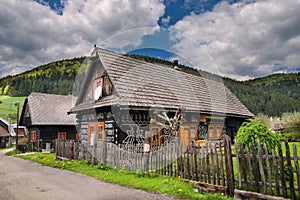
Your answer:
(5, 149), (21, 156)
(0, 144), (15, 150)
(280, 141), (300, 156)
(17, 153), (232, 200)
(0, 95), (26, 123)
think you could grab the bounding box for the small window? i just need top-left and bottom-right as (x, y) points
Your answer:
(97, 124), (104, 140)
(190, 126), (197, 139)
(88, 122), (105, 142)
(150, 126), (161, 146)
(75, 133), (80, 141)
(216, 127), (221, 138)
(209, 127), (214, 139)
(57, 132), (66, 141)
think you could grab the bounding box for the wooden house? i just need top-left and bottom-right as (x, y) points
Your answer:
(0, 117), (26, 147)
(68, 47), (253, 148)
(0, 126), (9, 148)
(19, 93), (78, 149)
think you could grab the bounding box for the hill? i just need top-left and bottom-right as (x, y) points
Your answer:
(0, 96), (26, 123)
(0, 54), (299, 117)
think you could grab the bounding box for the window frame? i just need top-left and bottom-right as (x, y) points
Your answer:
(57, 132), (67, 141)
(88, 122), (105, 142)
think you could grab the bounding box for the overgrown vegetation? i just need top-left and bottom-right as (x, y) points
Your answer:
(17, 153), (231, 200)
(236, 119), (281, 153)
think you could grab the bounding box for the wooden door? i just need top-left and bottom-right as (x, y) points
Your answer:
(180, 124), (198, 150)
(180, 126), (190, 150)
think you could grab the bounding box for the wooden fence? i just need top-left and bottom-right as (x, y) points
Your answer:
(55, 137), (300, 199)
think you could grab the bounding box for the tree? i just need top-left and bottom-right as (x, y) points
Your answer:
(281, 112), (300, 141)
(236, 119), (281, 153)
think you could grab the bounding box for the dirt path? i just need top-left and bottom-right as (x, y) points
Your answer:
(0, 150), (176, 200)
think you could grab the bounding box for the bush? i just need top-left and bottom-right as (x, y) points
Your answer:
(282, 132), (300, 142)
(19, 137), (28, 144)
(236, 119), (281, 154)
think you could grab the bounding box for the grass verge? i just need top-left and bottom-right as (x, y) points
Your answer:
(0, 144), (15, 150)
(5, 149), (21, 156)
(17, 153), (232, 200)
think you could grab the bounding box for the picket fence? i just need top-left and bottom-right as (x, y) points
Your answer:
(55, 137), (300, 199)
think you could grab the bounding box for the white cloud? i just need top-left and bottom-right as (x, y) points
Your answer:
(0, 0), (165, 78)
(161, 16), (171, 27)
(170, 0), (300, 80)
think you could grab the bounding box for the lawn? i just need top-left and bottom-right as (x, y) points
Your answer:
(0, 95), (26, 123)
(16, 153), (232, 200)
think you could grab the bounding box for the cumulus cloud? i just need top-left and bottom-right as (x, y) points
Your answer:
(170, 0), (300, 80)
(0, 0), (165, 78)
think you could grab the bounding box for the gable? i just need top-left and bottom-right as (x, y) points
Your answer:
(76, 58), (113, 105)
(20, 93), (77, 125)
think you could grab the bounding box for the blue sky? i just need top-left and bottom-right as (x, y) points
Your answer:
(1, 0), (300, 80)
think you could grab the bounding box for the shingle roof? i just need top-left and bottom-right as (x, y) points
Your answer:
(0, 126), (9, 137)
(71, 48), (253, 118)
(28, 93), (77, 125)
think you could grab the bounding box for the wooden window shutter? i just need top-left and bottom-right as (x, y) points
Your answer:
(31, 131), (36, 142)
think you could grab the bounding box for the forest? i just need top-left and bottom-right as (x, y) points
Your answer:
(0, 54), (299, 117)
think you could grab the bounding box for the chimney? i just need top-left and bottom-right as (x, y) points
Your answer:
(173, 60), (181, 71)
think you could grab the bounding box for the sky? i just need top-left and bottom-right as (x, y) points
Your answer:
(1, 0), (300, 80)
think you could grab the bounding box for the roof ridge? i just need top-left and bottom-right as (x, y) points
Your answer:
(93, 46), (227, 86)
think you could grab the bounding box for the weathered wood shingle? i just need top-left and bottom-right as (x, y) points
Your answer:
(72, 48), (253, 118)
(28, 93), (77, 125)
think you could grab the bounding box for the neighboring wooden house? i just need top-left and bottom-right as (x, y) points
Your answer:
(0, 126), (9, 148)
(0, 117), (26, 147)
(20, 93), (78, 149)
(68, 47), (253, 148)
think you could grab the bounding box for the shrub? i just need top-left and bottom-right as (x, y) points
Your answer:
(19, 137), (28, 144)
(236, 119), (281, 154)
(282, 132), (300, 142)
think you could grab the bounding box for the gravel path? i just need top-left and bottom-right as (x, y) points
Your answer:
(0, 149), (176, 200)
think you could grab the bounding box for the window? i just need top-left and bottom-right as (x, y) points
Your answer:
(31, 131), (36, 142)
(57, 132), (66, 141)
(209, 126), (214, 138)
(97, 124), (103, 140)
(93, 77), (103, 100)
(216, 127), (221, 138)
(190, 125), (197, 140)
(88, 122), (105, 142)
(149, 126), (161, 146)
(75, 133), (80, 141)
(207, 124), (223, 140)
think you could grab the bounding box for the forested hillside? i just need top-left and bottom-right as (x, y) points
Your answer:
(0, 57), (87, 96)
(0, 54), (299, 117)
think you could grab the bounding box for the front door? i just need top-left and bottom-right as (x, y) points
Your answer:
(180, 124), (197, 150)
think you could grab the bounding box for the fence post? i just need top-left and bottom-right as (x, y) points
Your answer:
(55, 139), (58, 160)
(285, 140), (296, 199)
(69, 140), (74, 160)
(224, 136), (234, 197)
(102, 134), (107, 165)
(144, 137), (150, 172)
